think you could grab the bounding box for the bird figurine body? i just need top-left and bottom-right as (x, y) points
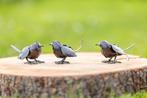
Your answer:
(50, 41), (77, 64)
(11, 42), (44, 64)
(96, 40), (130, 63)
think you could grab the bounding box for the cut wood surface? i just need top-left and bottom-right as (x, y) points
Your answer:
(0, 52), (146, 77)
(0, 52), (146, 98)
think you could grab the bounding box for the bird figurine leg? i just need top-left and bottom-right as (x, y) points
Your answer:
(34, 59), (45, 64)
(112, 56), (117, 63)
(102, 57), (113, 63)
(26, 58), (36, 64)
(108, 57), (116, 64)
(112, 56), (121, 64)
(55, 57), (70, 64)
(105, 56), (117, 64)
(108, 57), (113, 62)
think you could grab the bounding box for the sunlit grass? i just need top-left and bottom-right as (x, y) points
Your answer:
(0, 91), (146, 98)
(113, 91), (147, 98)
(0, 0), (147, 57)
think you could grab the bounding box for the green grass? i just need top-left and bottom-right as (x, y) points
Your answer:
(111, 91), (147, 98)
(0, 91), (146, 98)
(0, 0), (147, 58)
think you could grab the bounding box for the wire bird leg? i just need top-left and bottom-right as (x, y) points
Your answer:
(111, 56), (121, 64)
(102, 56), (121, 64)
(113, 56), (117, 62)
(26, 58), (37, 64)
(55, 57), (70, 64)
(102, 57), (114, 63)
(102, 57), (112, 63)
(108, 57), (113, 62)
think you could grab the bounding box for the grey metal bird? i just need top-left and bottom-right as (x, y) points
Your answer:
(50, 41), (77, 64)
(96, 40), (133, 63)
(11, 42), (44, 64)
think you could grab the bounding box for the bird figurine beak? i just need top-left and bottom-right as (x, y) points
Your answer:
(96, 43), (100, 46)
(40, 45), (44, 47)
(49, 43), (53, 46)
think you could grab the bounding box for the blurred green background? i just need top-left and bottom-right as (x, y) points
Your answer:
(0, 0), (147, 58)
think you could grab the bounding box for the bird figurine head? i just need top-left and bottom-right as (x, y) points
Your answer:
(30, 42), (43, 50)
(96, 40), (111, 49)
(50, 41), (62, 50)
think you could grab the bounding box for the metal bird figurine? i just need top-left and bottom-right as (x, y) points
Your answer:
(50, 41), (77, 64)
(96, 40), (133, 63)
(11, 42), (44, 64)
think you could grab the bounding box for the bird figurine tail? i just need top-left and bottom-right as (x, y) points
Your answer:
(124, 44), (135, 51)
(123, 44), (135, 61)
(11, 45), (21, 53)
(75, 40), (83, 52)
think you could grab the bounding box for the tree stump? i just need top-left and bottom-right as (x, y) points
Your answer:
(0, 52), (146, 98)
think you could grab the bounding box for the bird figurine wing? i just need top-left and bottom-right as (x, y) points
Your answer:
(19, 46), (30, 59)
(111, 44), (125, 55)
(61, 45), (77, 57)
